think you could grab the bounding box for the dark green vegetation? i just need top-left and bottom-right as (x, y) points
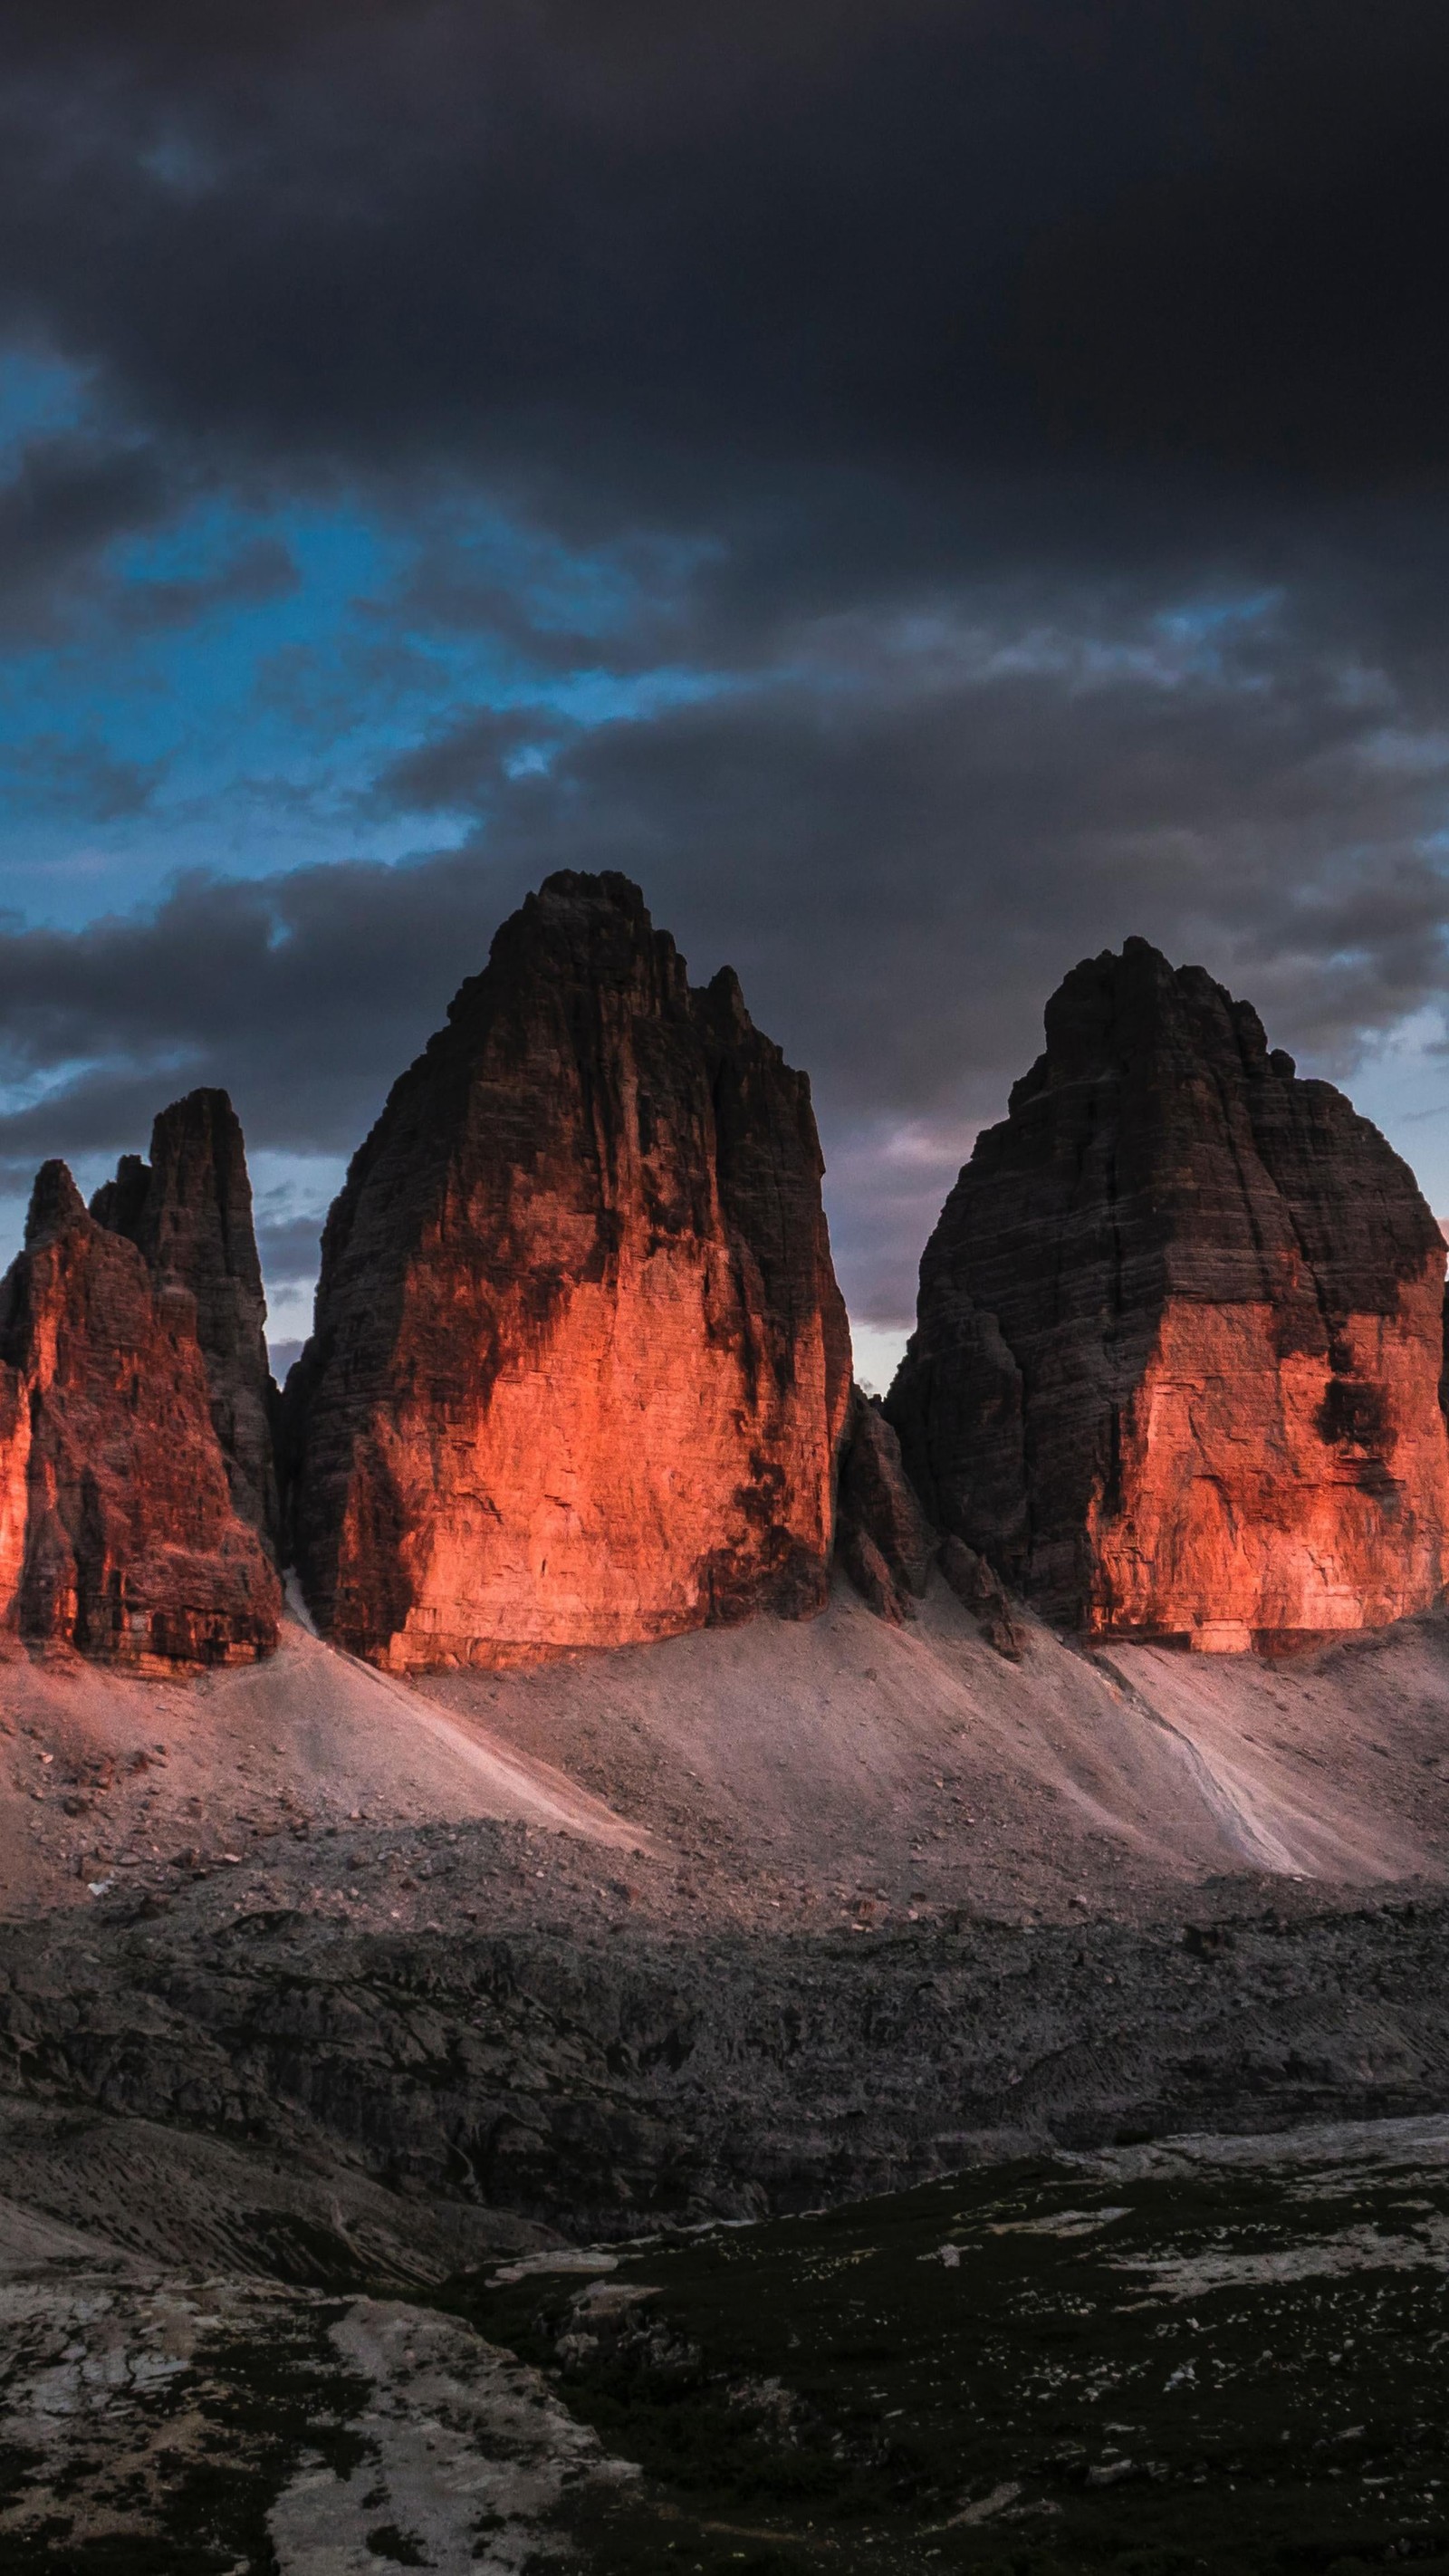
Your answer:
(0, 2295), (371, 2576)
(456, 2122), (1449, 2576)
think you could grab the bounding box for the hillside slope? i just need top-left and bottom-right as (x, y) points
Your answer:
(5, 1577), (1449, 1932)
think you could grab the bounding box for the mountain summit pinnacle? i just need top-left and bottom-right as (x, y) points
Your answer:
(888, 938), (1449, 1648)
(286, 871), (852, 1669)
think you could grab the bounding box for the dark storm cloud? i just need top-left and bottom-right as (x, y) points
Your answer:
(382, 705), (573, 810)
(3, 734), (162, 820)
(5, 3), (1449, 1329)
(4, 3), (1449, 508)
(0, 857), (533, 1175)
(254, 1211), (328, 1289)
(5, 3), (1449, 648)
(0, 433), (172, 637)
(0, 427), (285, 650)
(117, 534), (298, 632)
(489, 677), (1439, 1107)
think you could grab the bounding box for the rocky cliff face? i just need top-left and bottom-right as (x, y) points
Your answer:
(0, 1163), (280, 1667)
(91, 1089), (277, 1542)
(887, 937), (1449, 1647)
(835, 1389), (937, 1623)
(287, 871), (852, 1669)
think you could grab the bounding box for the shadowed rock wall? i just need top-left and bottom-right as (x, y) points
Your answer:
(5, 1898), (1449, 2238)
(92, 1089), (278, 1543)
(286, 870), (852, 1669)
(887, 937), (1449, 1646)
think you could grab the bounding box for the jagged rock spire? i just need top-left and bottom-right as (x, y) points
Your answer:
(887, 937), (1449, 1648)
(92, 1089), (277, 1543)
(1, 1155), (280, 1668)
(286, 870), (852, 1669)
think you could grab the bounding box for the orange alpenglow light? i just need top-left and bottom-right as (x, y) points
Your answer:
(888, 938), (1449, 1650)
(285, 871), (853, 1671)
(0, 1155), (281, 1668)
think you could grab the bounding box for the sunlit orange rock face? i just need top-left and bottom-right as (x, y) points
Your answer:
(0, 1160), (280, 1668)
(887, 938), (1449, 1648)
(287, 870), (852, 1669)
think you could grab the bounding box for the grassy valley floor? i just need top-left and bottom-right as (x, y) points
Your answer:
(456, 2114), (1449, 2576)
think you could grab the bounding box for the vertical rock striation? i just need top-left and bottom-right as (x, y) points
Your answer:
(0, 1164), (280, 1667)
(887, 937), (1449, 1648)
(92, 1090), (278, 1542)
(835, 1389), (937, 1623)
(287, 871), (852, 1669)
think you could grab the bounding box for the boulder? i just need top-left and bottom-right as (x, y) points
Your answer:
(838, 1522), (907, 1625)
(286, 871), (852, 1668)
(888, 937), (1449, 1648)
(92, 1089), (278, 1542)
(0, 1165), (281, 1667)
(938, 1535), (1023, 1659)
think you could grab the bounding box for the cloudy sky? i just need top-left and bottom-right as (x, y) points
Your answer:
(4, 3), (1449, 1384)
